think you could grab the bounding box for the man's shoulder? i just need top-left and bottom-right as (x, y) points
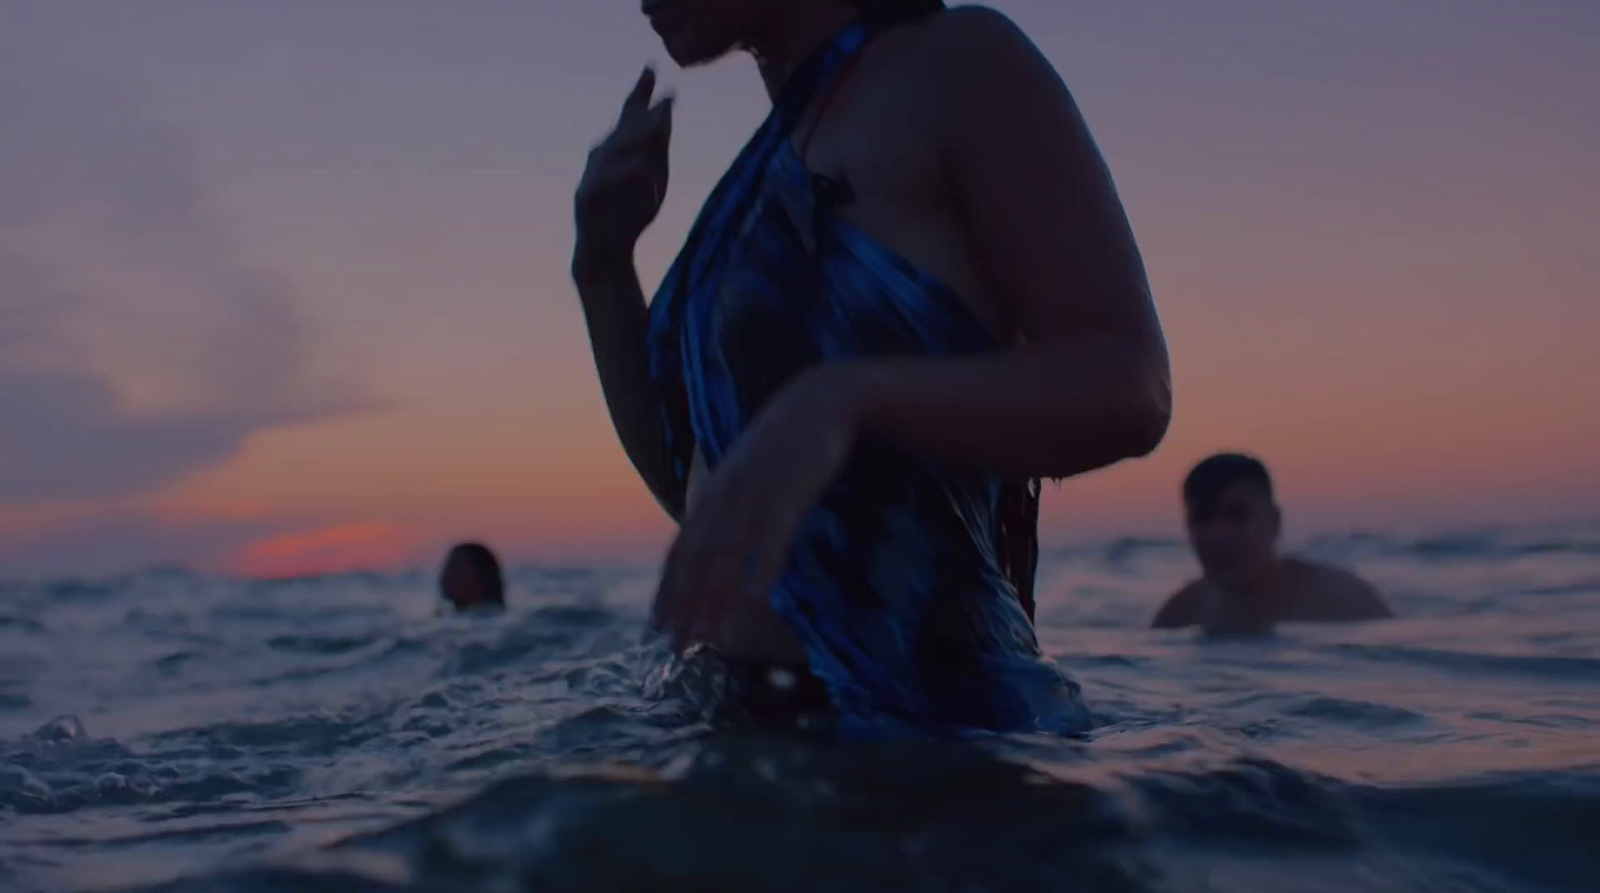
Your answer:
(1288, 557), (1373, 593)
(1285, 557), (1392, 620)
(1151, 579), (1211, 628)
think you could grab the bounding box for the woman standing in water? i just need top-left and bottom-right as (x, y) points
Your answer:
(572, 0), (1169, 734)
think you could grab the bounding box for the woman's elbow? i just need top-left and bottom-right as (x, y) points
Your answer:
(1124, 404), (1169, 458)
(1113, 364), (1172, 460)
(1035, 377), (1169, 479)
(1031, 334), (1170, 475)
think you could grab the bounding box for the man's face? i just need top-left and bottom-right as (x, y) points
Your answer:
(641, 0), (762, 68)
(1186, 481), (1280, 583)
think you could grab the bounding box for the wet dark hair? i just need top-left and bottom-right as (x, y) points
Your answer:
(852, 0), (946, 26)
(445, 542), (505, 605)
(1183, 454), (1274, 511)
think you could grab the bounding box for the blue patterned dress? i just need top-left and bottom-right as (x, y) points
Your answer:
(647, 21), (1088, 736)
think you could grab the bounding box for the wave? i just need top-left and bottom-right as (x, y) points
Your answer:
(1331, 643), (1600, 682)
(107, 737), (1598, 893)
(4, 524), (1597, 893)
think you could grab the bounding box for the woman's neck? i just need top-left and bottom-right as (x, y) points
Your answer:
(745, 2), (863, 100)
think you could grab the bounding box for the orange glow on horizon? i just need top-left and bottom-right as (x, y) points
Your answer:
(3, 0), (1595, 576)
(225, 521), (424, 579)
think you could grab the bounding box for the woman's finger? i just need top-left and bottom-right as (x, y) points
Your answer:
(620, 67), (656, 121)
(681, 537), (730, 642)
(647, 95), (674, 144)
(649, 579), (673, 637)
(603, 124), (666, 157)
(649, 567), (672, 630)
(688, 508), (758, 648)
(651, 534), (690, 631)
(601, 168), (656, 202)
(670, 527), (722, 650)
(699, 526), (744, 605)
(697, 479), (758, 596)
(740, 535), (790, 613)
(702, 489), (780, 644)
(692, 553), (741, 643)
(731, 473), (813, 622)
(662, 582), (694, 652)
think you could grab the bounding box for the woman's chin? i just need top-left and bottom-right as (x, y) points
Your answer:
(659, 31), (735, 68)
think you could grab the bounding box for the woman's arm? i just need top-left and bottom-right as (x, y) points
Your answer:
(826, 7), (1171, 479)
(819, 338), (1168, 481)
(650, 9), (1170, 646)
(571, 245), (685, 519)
(571, 69), (687, 519)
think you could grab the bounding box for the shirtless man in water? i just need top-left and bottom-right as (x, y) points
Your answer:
(1153, 454), (1392, 636)
(572, 0), (1169, 730)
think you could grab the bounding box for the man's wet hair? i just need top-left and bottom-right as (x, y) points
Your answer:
(446, 542), (505, 605)
(1183, 453), (1274, 512)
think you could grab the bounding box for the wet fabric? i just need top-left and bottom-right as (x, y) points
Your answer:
(646, 20), (1088, 736)
(663, 646), (838, 733)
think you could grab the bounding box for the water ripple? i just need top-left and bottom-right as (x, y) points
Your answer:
(0, 527), (1595, 892)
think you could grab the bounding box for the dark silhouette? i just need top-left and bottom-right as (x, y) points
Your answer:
(572, 0), (1168, 731)
(1153, 454), (1392, 635)
(439, 542), (506, 612)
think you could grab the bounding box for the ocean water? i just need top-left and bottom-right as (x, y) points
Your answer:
(1, 525), (1597, 893)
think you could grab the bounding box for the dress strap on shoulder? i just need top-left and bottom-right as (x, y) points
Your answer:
(795, 42), (870, 163)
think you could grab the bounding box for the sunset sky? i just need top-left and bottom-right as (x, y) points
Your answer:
(3, 0), (1597, 577)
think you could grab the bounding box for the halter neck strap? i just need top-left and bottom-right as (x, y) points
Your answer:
(795, 41), (870, 163)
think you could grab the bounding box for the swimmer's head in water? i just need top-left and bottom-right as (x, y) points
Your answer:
(1183, 454), (1280, 584)
(440, 542), (505, 611)
(640, 0), (944, 68)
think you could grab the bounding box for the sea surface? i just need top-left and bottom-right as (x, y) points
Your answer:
(2, 524), (1597, 893)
